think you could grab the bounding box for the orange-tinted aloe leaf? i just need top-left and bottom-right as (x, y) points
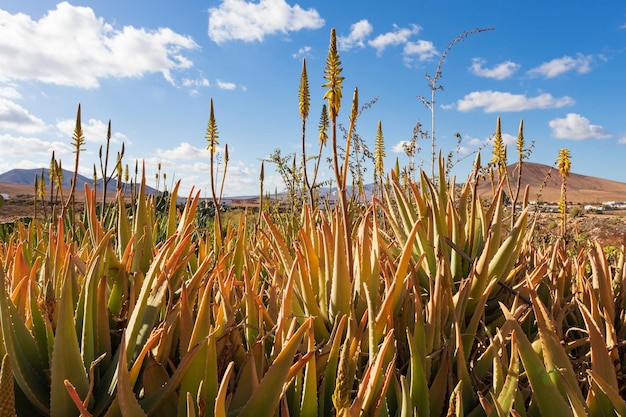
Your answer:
(64, 380), (93, 417)
(588, 370), (626, 416)
(237, 318), (313, 417)
(116, 333), (148, 417)
(214, 362), (234, 417)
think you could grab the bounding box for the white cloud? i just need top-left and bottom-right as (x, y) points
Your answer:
(0, 86), (22, 100)
(469, 58), (520, 80)
(368, 24), (421, 56)
(0, 133), (72, 156)
(56, 117), (129, 144)
(403, 40), (437, 65)
(618, 135), (626, 144)
(182, 77), (210, 88)
(182, 77), (210, 96)
(0, 98), (47, 134)
(338, 19), (373, 51)
(549, 113), (611, 140)
(156, 142), (210, 160)
(392, 140), (411, 153)
(217, 80), (237, 90)
(292, 46), (312, 59)
(0, 2), (198, 88)
(527, 54), (594, 79)
(208, 0), (324, 43)
(455, 90), (575, 113)
(485, 133), (517, 147)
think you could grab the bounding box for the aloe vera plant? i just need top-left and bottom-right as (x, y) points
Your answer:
(1, 25), (626, 417)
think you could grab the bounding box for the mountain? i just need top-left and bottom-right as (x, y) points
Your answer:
(0, 168), (157, 195)
(476, 162), (626, 203)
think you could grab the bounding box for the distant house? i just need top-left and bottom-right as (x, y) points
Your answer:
(0, 193), (8, 200)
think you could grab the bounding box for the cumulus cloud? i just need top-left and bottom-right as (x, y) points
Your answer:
(455, 90), (575, 112)
(469, 58), (520, 80)
(618, 135), (626, 144)
(156, 142), (210, 160)
(0, 2), (198, 88)
(0, 133), (72, 156)
(56, 117), (129, 144)
(549, 113), (611, 140)
(392, 140), (413, 153)
(527, 54), (594, 79)
(208, 0), (324, 43)
(0, 98), (47, 134)
(403, 40), (437, 65)
(182, 77), (210, 96)
(0, 86), (22, 100)
(216, 80), (237, 90)
(338, 19), (373, 51)
(368, 24), (421, 56)
(292, 46), (312, 59)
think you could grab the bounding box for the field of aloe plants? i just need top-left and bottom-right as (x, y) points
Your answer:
(0, 28), (625, 417)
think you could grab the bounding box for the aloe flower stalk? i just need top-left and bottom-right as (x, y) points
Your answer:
(299, 58), (311, 203)
(557, 148), (571, 236)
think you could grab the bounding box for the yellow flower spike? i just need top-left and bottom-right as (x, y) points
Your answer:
(318, 104), (329, 146)
(322, 28), (344, 120)
(299, 58), (310, 121)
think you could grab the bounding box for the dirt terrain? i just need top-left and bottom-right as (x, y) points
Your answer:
(2, 181), (626, 249)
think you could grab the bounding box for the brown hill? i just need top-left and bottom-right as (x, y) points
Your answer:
(477, 162), (626, 204)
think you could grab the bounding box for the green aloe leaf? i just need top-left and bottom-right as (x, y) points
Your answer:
(50, 262), (89, 417)
(0, 265), (49, 415)
(237, 318), (312, 417)
(502, 305), (573, 417)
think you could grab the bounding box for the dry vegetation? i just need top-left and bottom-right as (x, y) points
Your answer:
(2, 27), (626, 417)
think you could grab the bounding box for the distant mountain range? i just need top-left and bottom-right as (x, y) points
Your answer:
(0, 168), (157, 195)
(1, 163), (626, 203)
(476, 162), (626, 203)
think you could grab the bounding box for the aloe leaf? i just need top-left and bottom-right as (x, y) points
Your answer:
(0, 354), (16, 417)
(530, 291), (587, 408)
(588, 370), (626, 416)
(406, 329), (429, 417)
(214, 362), (234, 417)
(300, 325), (317, 417)
(50, 262), (89, 417)
(116, 333), (148, 417)
(319, 315), (346, 416)
(488, 340), (519, 417)
(0, 266), (49, 414)
(502, 305), (573, 417)
(237, 318), (312, 417)
(329, 213), (351, 322)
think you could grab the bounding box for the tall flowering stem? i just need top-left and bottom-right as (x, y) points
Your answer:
(63, 104), (85, 230)
(206, 98), (222, 239)
(374, 120), (386, 197)
(299, 59), (311, 203)
(323, 28), (353, 285)
(309, 105), (329, 204)
(557, 148), (571, 237)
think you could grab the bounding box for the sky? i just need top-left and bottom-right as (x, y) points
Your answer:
(1, 1), (625, 197)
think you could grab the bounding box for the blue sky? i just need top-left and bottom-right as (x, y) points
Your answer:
(1, 1), (625, 197)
